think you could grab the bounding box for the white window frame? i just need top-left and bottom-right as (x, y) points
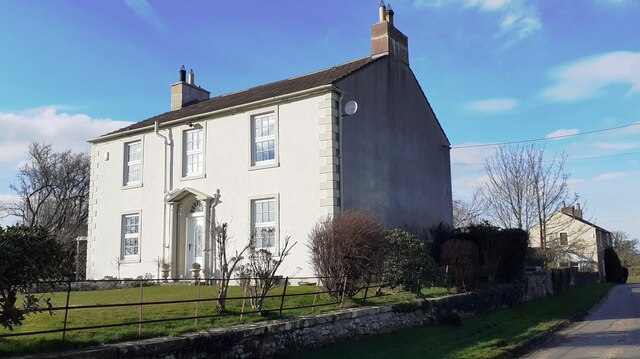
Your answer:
(250, 195), (279, 252)
(123, 140), (143, 187)
(121, 212), (141, 261)
(249, 110), (279, 168)
(182, 128), (205, 177)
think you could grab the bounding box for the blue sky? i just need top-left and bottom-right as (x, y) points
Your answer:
(0, 0), (638, 238)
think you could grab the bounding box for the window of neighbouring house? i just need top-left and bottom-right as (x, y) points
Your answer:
(559, 232), (568, 245)
(252, 113), (276, 165)
(122, 213), (140, 259)
(124, 141), (142, 186)
(183, 128), (204, 176)
(252, 198), (276, 250)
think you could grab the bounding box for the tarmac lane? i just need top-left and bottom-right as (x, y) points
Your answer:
(523, 283), (640, 359)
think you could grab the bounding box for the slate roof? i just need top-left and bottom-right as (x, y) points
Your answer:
(560, 212), (611, 234)
(100, 56), (378, 139)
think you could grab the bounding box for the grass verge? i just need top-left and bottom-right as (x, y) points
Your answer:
(284, 282), (615, 359)
(0, 284), (453, 357)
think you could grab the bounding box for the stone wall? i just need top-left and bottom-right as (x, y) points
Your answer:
(32, 283), (524, 359)
(525, 272), (553, 301)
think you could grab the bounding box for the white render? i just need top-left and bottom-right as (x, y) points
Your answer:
(88, 91), (339, 280)
(529, 211), (612, 275)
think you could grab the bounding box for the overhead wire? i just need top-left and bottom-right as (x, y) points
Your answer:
(450, 122), (640, 149)
(451, 150), (640, 166)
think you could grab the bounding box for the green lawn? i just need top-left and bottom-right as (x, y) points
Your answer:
(284, 282), (615, 359)
(0, 284), (453, 356)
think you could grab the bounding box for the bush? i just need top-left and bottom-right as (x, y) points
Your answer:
(454, 224), (528, 283)
(424, 223), (454, 266)
(604, 247), (628, 284)
(383, 229), (440, 296)
(308, 210), (386, 300)
(0, 225), (66, 329)
(441, 239), (479, 292)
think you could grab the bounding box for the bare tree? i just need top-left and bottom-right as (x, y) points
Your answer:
(246, 236), (296, 312)
(527, 146), (574, 249)
(452, 191), (483, 228)
(479, 144), (573, 234)
(479, 144), (537, 230)
(1, 143), (90, 261)
(214, 223), (250, 313)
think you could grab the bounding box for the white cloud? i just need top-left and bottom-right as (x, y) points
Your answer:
(0, 106), (132, 163)
(546, 128), (579, 139)
(124, 0), (168, 32)
(541, 51), (640, 102)
(467, 98), (519, 114)
(413, 0), (542, 46)
(466, 0), (511, 11)
(594, 172), (627, 181)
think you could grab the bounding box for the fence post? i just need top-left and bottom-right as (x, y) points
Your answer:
(362, 276), (371, 304)
(311, 279), (321, 313)
(339, 275), (348, 309)
(194, 281), (201, 325)
(279, 277), (289, 317)
(138, 280), (144, 334)
(61, 277), (72, 341)
(240, 281), (249, 321)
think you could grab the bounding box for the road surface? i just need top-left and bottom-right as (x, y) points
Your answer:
(523, 283), (640, 359)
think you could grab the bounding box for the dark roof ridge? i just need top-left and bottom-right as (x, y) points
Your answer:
(560, 212), (610, 233)
(96, 55), (382, 140)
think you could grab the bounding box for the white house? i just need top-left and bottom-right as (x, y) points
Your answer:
(529, 203), (612, 277)
(86, 4), (453, 280)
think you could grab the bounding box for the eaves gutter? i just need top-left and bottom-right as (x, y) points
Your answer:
(89, 84), (343, 144)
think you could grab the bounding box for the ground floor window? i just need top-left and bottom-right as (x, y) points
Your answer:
(122, 213), (140, 259)
(252, 198), (276, 250)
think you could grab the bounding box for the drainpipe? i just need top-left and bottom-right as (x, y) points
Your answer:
(154, 121), (173, 264)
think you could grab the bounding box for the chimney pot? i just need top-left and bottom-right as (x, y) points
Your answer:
(371, 3), (408, 64)
(171, 67), (210, 111)
(386, 4), (394, 25)
(179, 65), (186, 82)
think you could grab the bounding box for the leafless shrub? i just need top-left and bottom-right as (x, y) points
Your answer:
(246, 236), (296, 312)
(214, 223), (249, 313)
(308, 210), (386, 300)
(441, 239), (479, 292)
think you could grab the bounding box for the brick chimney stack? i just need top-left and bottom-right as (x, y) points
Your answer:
(371, 1), (409, 64)
(171, 65), (210, 111)
(561, 202), (583, 218)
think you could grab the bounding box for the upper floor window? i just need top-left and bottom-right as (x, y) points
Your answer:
(124, 141), (142, 186)
(183, 129), (204, 176)
(559, 232), (568, 246)
(122, 213), (140, 259)
(252, 113), (276, 164)
(252, 198), (276, 250)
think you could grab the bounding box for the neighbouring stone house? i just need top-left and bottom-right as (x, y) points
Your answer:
(86, 4), (452, 280)
(529, 203), (612, 278)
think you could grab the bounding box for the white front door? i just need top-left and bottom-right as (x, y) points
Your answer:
(186, 215), (205, 276)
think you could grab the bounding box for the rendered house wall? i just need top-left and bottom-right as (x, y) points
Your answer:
(87, 92), (333, 279)
(336, 56), (453, 229)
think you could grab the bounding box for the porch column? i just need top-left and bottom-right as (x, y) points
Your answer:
(168, 202), (179, 278)
(202, 198), (213, 278)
